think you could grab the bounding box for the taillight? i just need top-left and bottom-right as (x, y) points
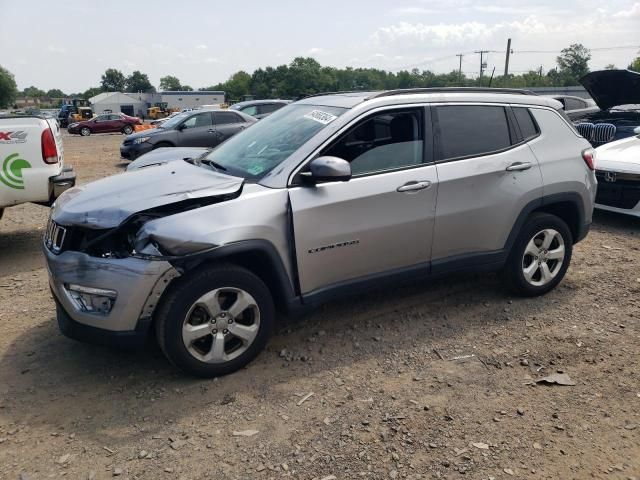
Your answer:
(582, 148), (595, 171)
(41, 128), (58, 164)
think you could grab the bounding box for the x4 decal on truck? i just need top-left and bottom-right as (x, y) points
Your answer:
(0, 153), (31, 190)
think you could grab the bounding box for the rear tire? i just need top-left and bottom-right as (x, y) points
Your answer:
(504, 213), (572, 297)
(122, 125), (133, 135)
(80, 127), (91, 136)
(155, 265), (274, 378)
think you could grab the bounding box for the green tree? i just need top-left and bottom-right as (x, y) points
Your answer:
(629, 56), (640, 72)
(83, 86), (102, 100)
(556, 44), (591, 84)
(125, 71), (154, 92)
(0, 65), (18, 108)
(181, 85), (193, 91)
(46, 88), (66, 98)
(100, 68), (126, 91)
(159, 75), (182, 91)
(23, 86), (46, 97)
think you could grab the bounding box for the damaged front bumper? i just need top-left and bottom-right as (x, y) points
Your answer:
(44, 245), (179, 348)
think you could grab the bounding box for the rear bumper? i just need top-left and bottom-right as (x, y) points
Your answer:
(50, 166), (76, 199)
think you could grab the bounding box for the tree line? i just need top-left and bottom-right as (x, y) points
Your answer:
(1, 44), (639, 109)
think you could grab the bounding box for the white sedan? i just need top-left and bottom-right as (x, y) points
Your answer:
(594, 127), (640, 216)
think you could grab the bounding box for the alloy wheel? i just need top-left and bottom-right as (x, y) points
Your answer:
(521, 228), (565, 287)
(182, 287), (260, 364)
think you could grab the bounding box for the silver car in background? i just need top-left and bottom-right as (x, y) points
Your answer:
(44, 88), (596, 377)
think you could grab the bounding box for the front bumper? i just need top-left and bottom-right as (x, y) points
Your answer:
(120, 142), (154, 160)
(44, 245), (179, 346)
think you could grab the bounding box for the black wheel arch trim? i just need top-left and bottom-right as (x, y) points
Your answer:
(168, 239), (301, 314)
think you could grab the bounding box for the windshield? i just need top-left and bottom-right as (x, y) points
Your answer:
(159, 112), (191, 129)
(204, 104), (346, 179)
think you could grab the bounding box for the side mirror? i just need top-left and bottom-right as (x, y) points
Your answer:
(177, 123), (186, 131)
(301, 156), (351, 183)
(634, 126), (640, 135)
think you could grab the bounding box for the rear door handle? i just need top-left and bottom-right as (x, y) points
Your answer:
(397, 180), (431, 193)
(506, 162), (533, 172)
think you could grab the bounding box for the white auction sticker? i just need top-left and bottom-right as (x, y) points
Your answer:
(303, 110), (338, 125)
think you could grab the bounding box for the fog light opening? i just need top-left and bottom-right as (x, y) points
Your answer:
(66, 284), (117, 315)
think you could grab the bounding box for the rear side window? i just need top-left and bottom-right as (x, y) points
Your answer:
(215, 111), (244, 124)
(435, 105), (512, 160)
(323, 109), (424, 176)
(259, 103), (283, 114)
(513, 107), (539, 141)
(564, 98), (585, 110)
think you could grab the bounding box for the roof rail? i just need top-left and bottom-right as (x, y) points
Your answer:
(301, 90), (376, 99)
(369, 87), (537, 99)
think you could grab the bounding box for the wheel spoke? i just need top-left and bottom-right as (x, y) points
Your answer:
(541, 230), (556, 250)
(524, 238), (539, 257)
(228, 291), (254, 318)
(547, 245), (565, 260)
(203, 332), (226, 363)
(227, 323), (259, 344)
(197, 290), (222, 317)
(182, 323), (211, 344)
(523, 261), (538, 282)
(539, 262), (553, 283)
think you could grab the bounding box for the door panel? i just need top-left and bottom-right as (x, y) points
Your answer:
(289, 166), (438, 294)
(177, 112), (215, 147)
(432, 144), (543, 262)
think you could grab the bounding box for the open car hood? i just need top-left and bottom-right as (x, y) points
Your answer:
(52, 160), (243, 229)
(580, 70), (640, 111)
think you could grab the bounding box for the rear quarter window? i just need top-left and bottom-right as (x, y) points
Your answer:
(435, 105), (512, 160)
(513, 107), (540, 141)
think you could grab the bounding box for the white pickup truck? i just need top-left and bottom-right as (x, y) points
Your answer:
(0, 115), (75, 221)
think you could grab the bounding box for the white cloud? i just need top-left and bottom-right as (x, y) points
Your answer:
(392, 6), (440, 15)
(308, 47), (326, 55)
(195, 44), (208, 50)
(46, 45), (66, 54)
(613, 2), (640, 18)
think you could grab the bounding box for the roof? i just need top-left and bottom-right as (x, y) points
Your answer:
(160, 91), (225, 96)
(297, 88), (559, 109)
(89, 91), (143, 104)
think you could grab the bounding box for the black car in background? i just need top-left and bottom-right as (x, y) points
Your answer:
(229, 99), (291, 120)
(572, 69), (640, 147)
(120, 109), (256, 160)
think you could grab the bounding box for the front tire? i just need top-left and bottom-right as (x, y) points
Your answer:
(122, 125), (133, 135)
(504, 213), (572, 297)
(80, 127), (91, 136)
(155, 265), (274, 378)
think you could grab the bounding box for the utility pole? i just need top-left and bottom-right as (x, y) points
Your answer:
(474, 50), (489, 85)
(504, 38), (512, 77)
(456, 54), (464, 85)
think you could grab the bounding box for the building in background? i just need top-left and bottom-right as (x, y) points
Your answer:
(89, 91), (226, 117)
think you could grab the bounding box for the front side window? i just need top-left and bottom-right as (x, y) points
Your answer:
(435, 105), (512, 160)
(182, 112), (213, 129)
(240, 105), (258, 116)
(323, 110), (424, 176)
(205, 104), (346, 179)
(259, 103), (282, 114)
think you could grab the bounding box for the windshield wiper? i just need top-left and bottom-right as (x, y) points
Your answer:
(200, 158), (228, 171)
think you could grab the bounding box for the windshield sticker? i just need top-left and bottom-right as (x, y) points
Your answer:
(247, 164), (267, 175)
(303, 110), (338, 125)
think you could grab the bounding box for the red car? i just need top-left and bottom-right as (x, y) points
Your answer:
(67, 113), (142, 136)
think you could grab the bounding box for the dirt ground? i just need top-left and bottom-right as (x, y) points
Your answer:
(0, 132), (638, 480)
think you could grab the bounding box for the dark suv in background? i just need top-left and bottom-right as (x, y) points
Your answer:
(229, 99), (291, 119)
(120, 109), (256, 160)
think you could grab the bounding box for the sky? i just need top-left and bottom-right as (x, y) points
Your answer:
(1, 0), (639, 93)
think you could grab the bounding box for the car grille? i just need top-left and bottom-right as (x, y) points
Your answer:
(44, 217), (67, 254)
(575, 122), (616, 144)
(123, 139), (133, 146)
(595, 170), (640, 209)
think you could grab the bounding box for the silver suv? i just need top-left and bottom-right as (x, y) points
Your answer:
(44, 88), (597, 377)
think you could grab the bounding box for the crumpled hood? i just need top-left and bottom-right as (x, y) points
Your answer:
(126, 147), (211, 171)
(580, 69), (640, 111)
(595, 135), (640, 173)
(52, 160), (244, 229)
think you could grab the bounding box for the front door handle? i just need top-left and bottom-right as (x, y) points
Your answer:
(506, 162), (533, 172)
(207, 129), (216, 134)
(397, 180), (431, 193)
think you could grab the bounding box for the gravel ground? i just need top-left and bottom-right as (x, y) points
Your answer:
(0, 133), (638, 480)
